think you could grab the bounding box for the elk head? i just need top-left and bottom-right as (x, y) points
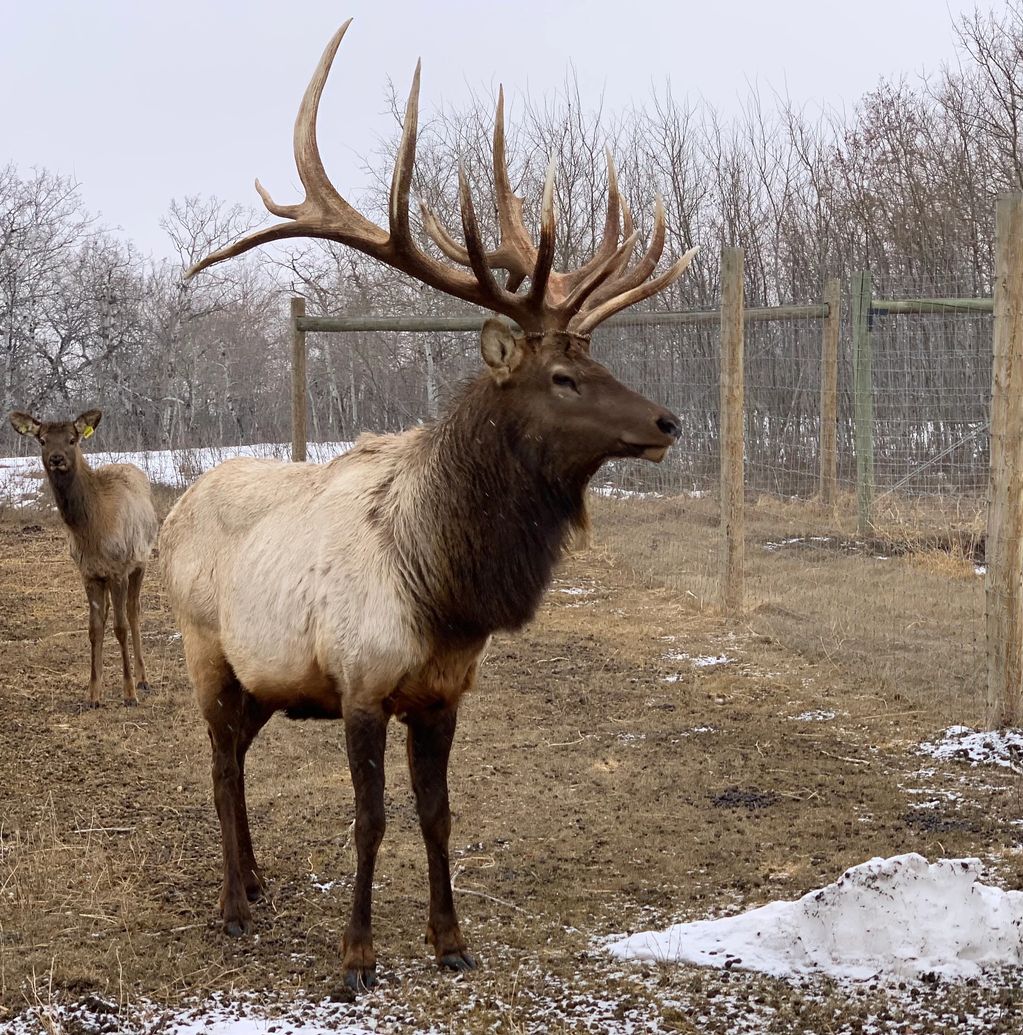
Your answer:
(187, 20), (696, 468)
(9, 410), (102, 477)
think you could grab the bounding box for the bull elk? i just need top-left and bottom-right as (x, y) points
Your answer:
(161, 18), (697, 988)
(9, 410), (158, 707)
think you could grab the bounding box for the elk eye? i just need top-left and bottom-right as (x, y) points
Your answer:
(552, 373), (578, 392)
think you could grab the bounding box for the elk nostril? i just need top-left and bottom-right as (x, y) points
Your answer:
(656, 414), (681, 440)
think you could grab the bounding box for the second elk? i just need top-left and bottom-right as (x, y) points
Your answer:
(9, 409), (158, 708)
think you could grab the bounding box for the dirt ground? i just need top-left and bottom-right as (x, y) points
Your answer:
(0, 504), (1020, 1034)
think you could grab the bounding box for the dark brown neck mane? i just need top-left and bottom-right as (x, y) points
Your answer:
(47, 454), (95, 532)
(397, 375), (593, 644)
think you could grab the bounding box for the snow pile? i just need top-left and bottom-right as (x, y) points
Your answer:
(0, 441), (353, 503)
(607, 854), (1023, 982)
(919, 725), (1023, 772)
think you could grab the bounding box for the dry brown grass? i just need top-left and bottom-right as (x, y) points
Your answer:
(0, 503), (1019, 1032)
(593, 490), (987, 725)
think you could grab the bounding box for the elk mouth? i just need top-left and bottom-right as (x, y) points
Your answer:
(616, 439), (672, 463)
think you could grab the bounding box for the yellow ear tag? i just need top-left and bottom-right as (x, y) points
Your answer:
(82, 426), (94, 439)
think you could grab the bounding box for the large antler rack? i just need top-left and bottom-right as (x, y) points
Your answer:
(187, 19), (698, 336)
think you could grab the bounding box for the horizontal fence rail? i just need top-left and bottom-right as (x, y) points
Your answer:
(296, 304), (830, 335)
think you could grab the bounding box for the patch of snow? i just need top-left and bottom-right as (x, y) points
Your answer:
(591, 484), (663, 500)
(606, 853), (1023, 983)
(663, 650), (733, 668)
(693, 654), (732, 668)
(976, 564), (987, 575)
(557, 586), (594, 596)
(791, 709), (836, 722)
(919, 725), (1023, 772)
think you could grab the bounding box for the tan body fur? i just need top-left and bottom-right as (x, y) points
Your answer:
(162, 433), (484, 723)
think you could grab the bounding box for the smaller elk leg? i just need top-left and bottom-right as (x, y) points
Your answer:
(127, 566), (151, 694)
(406, 704), (475, 972)
(84, 577), (108, 708)
(109, 577), (136, 706)
(341, 707), (389, 990)
(236, 694), (273, 902)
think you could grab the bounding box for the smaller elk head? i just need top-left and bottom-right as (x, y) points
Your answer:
(9, 410), (103, 477)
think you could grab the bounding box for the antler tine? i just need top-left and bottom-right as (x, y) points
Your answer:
(576, 193), (666, 315)
(560, 229), (640, 314)
(492, 87), (538, 281)
(529, 158), (557, 306)
(457, 165), (513, 308)
(572, 245), (699, 335)
(555, 148), (624, 293)
(389, 60), (423, 244)
(419, 200), (471, 263)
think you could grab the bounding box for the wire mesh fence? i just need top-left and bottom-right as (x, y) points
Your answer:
(0, 270), (999, 725)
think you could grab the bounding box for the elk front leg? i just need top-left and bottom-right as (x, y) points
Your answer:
(108, 577), (136, 706)
(405, 705), (475, 971)
(83, 577), (108, 708)
(127, 566), (151, 694)
(342, 708), (389, 990)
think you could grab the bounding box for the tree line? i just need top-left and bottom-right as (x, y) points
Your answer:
(0, 4), (1017, 496)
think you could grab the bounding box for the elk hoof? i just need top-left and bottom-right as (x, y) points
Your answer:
(81, 700), (102, 711)
(223, 916), (250, 938)
(439, 950), (477, 972)
(342, 966), (377, 991)
(123, 697), (139, 708)
(137, 680), (153, 695)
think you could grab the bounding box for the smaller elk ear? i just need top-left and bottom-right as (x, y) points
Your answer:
(480, 319), (525, 385)
(74, 409), (102, 439)
(9, 411), (41, 438)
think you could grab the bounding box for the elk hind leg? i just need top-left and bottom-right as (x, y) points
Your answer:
(109, 576), (136, 706)
(127, 566), (151, 694)
(235, 694), (273, 901)
(405, 704), (475, 971)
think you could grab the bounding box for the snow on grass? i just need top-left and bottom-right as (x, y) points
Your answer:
(791, 709), (837, 722)
(919, 725), (1023, 772)
(0, 441), (354, 503)
(663, 649), (733, 667)
(606, 854), (1023, 983)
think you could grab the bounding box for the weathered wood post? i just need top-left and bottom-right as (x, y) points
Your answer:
(851, 271), (874, 535)
(819, 278), (841, 506)
(985, 192), (1023, 728)
(720, 246), (745, 615)
(291, 296), (308, 462)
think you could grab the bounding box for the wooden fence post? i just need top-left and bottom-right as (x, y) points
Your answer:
(986, 192), (1023, 728)
(291, 296), (307, 462)
(851, 271), (874, 535)
(819, 278), (841, 506)
(720, 246), (745, 615)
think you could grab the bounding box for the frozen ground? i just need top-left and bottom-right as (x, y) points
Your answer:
(0, 441), (354, 503)
(607, 853), (1023, 983)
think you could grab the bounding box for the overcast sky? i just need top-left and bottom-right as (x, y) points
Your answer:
(1, 0), (991, 261)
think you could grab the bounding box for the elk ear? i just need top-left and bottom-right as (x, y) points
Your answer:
(9, 411), (41, 438)
(74, 409), (102, 439)
(480, 319), (525, 385)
